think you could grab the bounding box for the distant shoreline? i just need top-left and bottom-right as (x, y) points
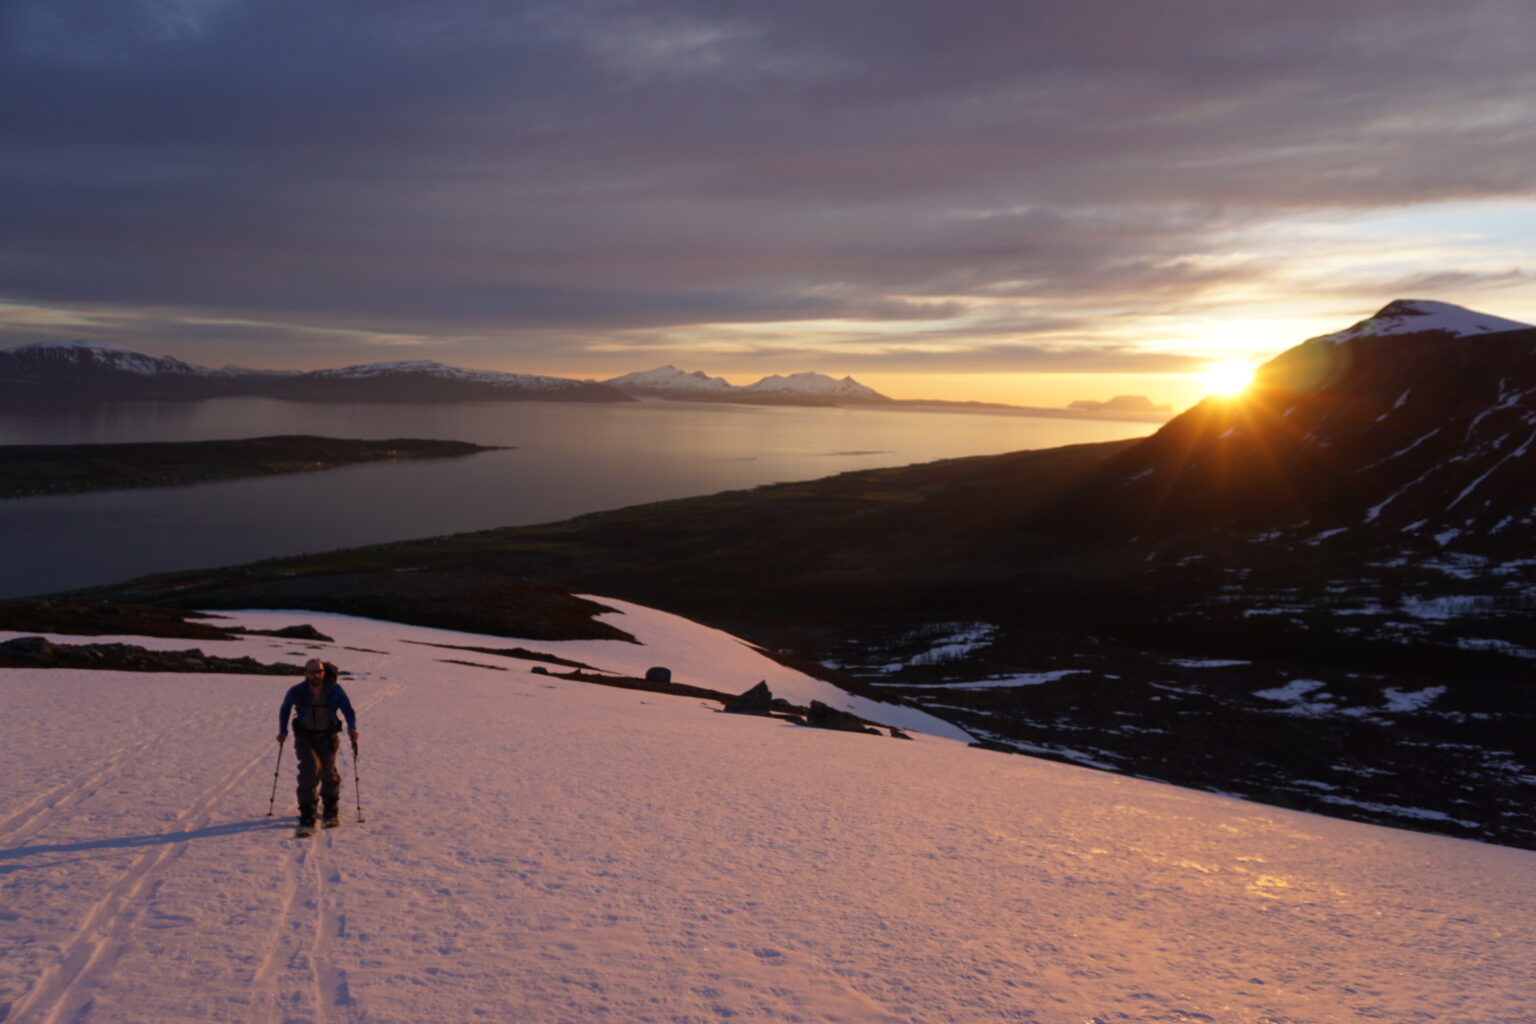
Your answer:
(881, 398), (1171, 424)
(0, 435), (503, 499)
(623, 393), (1172, 424)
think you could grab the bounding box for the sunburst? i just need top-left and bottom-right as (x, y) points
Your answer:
(1201, 360), (1255, 397)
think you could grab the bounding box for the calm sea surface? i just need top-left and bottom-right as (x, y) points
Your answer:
(0, 398), (1154, 597)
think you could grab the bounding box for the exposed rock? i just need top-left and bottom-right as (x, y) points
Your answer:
(547, 669), (731, 703)
(806, 700), (881, 735)
(889, 727), (913, 740)
(0, 636), (300, 674)
(402, 639), (600, 669)
(644, 666), (672, 683)
(436, 658), (507, 672)
(239, 624), (335, 641)
(723, 680), (775, 716)
(0, 600), (236, 639)
(968, 739), (1018, 754)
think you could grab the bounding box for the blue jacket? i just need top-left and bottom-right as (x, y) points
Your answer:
(279, 680), (357, 735)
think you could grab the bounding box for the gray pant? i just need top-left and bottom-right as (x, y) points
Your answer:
(294, 730), (341, 819)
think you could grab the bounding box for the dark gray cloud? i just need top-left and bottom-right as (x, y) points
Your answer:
(3, 0), (1535, 364)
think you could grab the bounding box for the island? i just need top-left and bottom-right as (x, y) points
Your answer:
(0, 434), (502, 498)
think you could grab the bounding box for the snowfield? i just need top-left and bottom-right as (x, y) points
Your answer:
(2, 604), (1533, 1024)
(1306, 299), (1532, 346)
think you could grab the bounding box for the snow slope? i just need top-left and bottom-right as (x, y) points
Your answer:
(2, 604), (1533, 1024)
(1306, 299), (1532, 345)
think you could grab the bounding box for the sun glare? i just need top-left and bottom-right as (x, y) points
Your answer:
(1201, 360), (1255, 397)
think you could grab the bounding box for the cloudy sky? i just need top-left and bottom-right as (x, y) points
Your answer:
(4, 0), (1536, 407)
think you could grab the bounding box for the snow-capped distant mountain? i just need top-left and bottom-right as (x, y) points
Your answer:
(1307, 298), (1532, 345)
(740, 372), (889, 403)
(302, 360), (586, 387)
(3, 340), (201, 377)
(0, 341), (236, 399)
(1040, 298), (1536, 539)
(603, 365), (737, 397)
(269, 361), (632, 403)
(0, 344), (632, 404)
(603, 365), (889, 405)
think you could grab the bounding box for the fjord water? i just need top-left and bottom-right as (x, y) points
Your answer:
(0, 397), (1153, 597)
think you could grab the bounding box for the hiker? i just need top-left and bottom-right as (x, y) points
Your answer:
(277, 659), (358, 829)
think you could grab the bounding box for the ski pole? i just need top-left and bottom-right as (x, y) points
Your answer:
(350, 736), (365, 823)
(266, 734), (287, 817)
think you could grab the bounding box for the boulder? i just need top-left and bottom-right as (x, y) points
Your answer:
(807, 700), (881, 735)
(0, 636), (54, 656)
(723, 680), (775, 716)
(644, 666), (672, 683)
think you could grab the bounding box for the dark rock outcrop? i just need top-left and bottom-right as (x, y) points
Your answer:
(968, 739), (1019, 754)
(807, 700), (881, 735)
(723, 680), (775, 715)
(0, 636), (300, 674)
(644, 666), (672, 683)
(0, 600), (236, 639)
(238, 624), (335, 641)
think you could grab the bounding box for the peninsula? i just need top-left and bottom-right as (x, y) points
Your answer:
(0, 435), (501, 498)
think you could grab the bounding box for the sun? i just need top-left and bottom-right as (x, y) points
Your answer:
(1200, 360), (1256, 397)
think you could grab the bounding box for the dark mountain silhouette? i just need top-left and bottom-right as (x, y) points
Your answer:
(1038, 301), (1536, 539)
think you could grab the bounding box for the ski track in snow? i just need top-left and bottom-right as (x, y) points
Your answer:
(0, 656), (405, 1024)
(2, 608), (1535, 1023)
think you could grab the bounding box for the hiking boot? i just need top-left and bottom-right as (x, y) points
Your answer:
(299, 812), (316, 829)
(322, 814), (340, 829)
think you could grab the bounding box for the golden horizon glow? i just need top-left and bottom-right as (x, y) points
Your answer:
(1199, 360), (1256, 398)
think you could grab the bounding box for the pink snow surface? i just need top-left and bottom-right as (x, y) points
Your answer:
(1, 606), (1533, 1023)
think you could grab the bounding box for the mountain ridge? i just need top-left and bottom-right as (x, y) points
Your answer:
(1037, 307), (1536, 540)
(602, 365), (891, 405)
